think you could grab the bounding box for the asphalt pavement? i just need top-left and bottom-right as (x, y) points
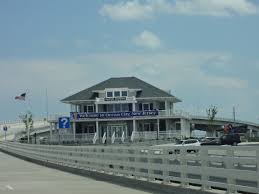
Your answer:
(0, 151), (151, 194)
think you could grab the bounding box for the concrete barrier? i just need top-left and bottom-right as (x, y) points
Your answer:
(0, 142), (258, 194)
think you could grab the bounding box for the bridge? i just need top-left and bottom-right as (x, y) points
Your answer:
(1, 141), (258, 194)
(1, 114), (258, 145)
(0, 151), (152, 194)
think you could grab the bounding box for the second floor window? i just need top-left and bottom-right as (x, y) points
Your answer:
(121, 91), (128, 97)
(114, 91), (120, 97)
(106, 91), (113, 98)
(143, 103), (149, 111)
(87, 105), (94, 113)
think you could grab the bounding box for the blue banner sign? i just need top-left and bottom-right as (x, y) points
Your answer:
(70, 110), (159, 120)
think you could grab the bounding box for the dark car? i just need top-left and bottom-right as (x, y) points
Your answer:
(201, 133), (241, 146)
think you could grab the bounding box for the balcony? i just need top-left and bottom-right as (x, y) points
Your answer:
(48, 109), (191, 122)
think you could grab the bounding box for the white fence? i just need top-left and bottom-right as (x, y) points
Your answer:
(45, 131), (181, 145)
(0, 142), (258, 194)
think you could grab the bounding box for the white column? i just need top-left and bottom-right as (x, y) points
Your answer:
(73, 122), (76, 142)
(133, 120), (136, 132)
(133, 102), (136, 134)
(95, 104), (98, 112)
(96, 120), (99, 137)
(180, 118), (191, 138)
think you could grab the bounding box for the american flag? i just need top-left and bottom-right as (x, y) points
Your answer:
(15, 93), (26, 101)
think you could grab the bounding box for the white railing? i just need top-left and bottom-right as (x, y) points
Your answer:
(51, 133), (95, 143)
(1, 142), (258, 194)
(131, 131), (181, 141)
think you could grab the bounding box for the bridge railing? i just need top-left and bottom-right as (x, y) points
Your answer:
(0, 142), (258, 194)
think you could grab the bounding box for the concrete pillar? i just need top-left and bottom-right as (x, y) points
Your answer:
(180, 118), (191, 138)
(72, 122), (76, 142)
(206, 130), (216, 137)
(132, 102), (136, 111)
(50, 123), (52, 143)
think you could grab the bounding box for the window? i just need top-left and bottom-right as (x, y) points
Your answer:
(150, 123), (154, 131)
(87, 105), (94, 113)
(106, 91), (113, 98)
(122, 104), (129, 111)
(114, 104), (121, 112)
(159, 102), (165, 110)
(88, 125), (95, 133)
(143, 103), (149, 111)
(144, 123), (150, 131)
(114, 91), (120, 97)
(176, 123), (181, 130)
(107, 104), (113, 112)
(121, 91), (128, 97)
(138, 103), (143, 111)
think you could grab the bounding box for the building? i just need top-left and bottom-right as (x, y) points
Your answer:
(47, 76), (259, 144)
(48, 77), (194, 143)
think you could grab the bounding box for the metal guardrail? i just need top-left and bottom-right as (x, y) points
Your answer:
(0, 142), (258, 194)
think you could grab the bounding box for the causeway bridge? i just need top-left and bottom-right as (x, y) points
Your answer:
(1, 141), (258, 194)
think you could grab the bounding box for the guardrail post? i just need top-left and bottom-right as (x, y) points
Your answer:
(180, 147), (188, 188)
(201, 147), (210, 191)
(225, 148), (235, 194)
(256, 150), (259, 191)
(147, 149), (154, 182)
(162, 149), (170, 184)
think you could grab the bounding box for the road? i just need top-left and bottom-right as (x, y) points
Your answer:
(0, 152), (151, 194)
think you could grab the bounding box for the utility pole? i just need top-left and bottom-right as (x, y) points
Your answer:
(233, 106), (236, 122)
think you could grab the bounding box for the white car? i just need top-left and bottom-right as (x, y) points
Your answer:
(174, 139), (200, 146)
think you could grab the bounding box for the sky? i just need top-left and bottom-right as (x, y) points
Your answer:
(0, 0), (259, 123)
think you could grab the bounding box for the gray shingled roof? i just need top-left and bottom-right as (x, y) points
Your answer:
(61, 77), (181, 102)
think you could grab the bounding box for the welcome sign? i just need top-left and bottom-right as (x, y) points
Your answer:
(70, 110), (159, 120)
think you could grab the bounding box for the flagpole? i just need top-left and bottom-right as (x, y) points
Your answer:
(45, 88), (49, 121)
(26, 90), (30, 144)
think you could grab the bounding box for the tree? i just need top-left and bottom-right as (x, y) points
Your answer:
(19, 111), (34, 142)
(206, 105), (218, 122)
(206, 106), (218, 136)
(19, 111), (33, 130)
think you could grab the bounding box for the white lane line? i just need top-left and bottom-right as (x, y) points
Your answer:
(6, 185), (14, 190)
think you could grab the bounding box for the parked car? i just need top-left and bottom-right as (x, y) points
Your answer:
(175, 139), (200, 146)
(200, 137), (216, 143)
(201, 133), (241, 146)
(173, 139), (200, 153)
(39, 137), (47, 144)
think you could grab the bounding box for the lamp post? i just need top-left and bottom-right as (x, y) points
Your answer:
(3, 126), (7, 141)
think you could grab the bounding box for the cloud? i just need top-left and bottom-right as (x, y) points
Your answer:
(173, 0), (258, 17)
(99, 0), (154, 21)
(0, 51), (257, 122)
(100, 0), (258, 20)
(133, 30), (162, 49)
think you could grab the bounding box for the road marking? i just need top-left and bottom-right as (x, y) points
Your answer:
(6, 185), (14, 191)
